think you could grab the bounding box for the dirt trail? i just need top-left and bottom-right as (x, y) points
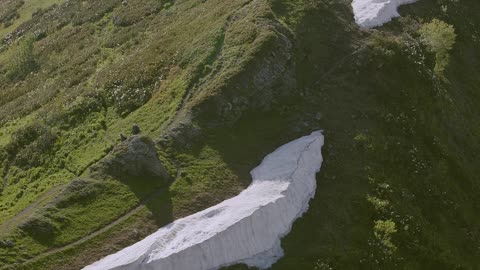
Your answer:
(0, 188), (167, 270)
(160, 0), (254, 134)
(0, 185), (66, 237)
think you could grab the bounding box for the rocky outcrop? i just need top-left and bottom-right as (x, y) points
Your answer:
(91, 135), (169, 181)
(163, 0), (296, 148)
(83, 131), (324, 270)
(191, 0), (296, 127)
(351, 0), (418, 28)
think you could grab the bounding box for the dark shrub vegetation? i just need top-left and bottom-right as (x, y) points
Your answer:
(4, 123), (58, 168)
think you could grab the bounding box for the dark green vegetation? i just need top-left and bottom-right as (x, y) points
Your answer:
(1, 0), (479, 269)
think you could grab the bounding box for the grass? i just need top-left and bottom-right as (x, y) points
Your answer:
(23, 204), (166, 270)
(0, 0), (273, 268)
(0, 169), (74, 225)
(0, 114), (34, 147)
(1, 0), (480, 269)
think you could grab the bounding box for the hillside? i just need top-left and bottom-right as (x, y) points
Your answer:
(0, 0), (479, 269)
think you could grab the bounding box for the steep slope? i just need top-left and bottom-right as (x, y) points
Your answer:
(85, 131), (323, 270)
(262, 1), (480, 269)
(0, 0), (298, 269)
(0, 0), (480, 269)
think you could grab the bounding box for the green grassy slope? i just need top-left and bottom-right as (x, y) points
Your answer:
(0, 0), (479, 269)
(0, 0), (267, 267)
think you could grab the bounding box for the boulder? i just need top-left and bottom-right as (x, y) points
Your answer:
(93, 135), (169, 181)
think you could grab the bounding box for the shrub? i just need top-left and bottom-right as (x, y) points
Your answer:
(56, 93), (105, 128)
(5, 124), (45, 156)
(18, 208), (69, 243)
(366, 195), (390, 212)
(54, 179), (105, 208)
(6, 35), (38, 81)
(314, 261), (333, 270)
(4, 123), (58, 168)
(19, 214), (59, 242)
(106, 82), (153, 116)
(419, 19), (456, 75)
(373, 219), (397, 254)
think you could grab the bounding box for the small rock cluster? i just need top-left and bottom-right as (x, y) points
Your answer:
(0, 239), (15, 248)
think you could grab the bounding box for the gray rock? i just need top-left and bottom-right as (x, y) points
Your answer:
(190, 2), (295, 128)
(93, 135), (169, 181)
(131, 124), (141, 135)
(0, 239), (15, 248)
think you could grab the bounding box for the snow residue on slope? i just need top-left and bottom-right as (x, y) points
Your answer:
(84, 131), (324, 270)
(352, 0), (418, 28)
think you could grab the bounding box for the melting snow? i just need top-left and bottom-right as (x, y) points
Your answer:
(84, 131), (324, 270)
(352, 0), (418, 28)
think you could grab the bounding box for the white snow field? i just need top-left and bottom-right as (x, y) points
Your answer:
(84, 131), (324, 270)
(352, 0), (418, 28)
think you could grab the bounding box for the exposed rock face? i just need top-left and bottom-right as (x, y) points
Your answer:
(351, 0), (418, 28)
(191, 0), (296, 128)
(84, 131), (324, 270)
(165, 0), (296, 148)
(92, 135), (169, 180)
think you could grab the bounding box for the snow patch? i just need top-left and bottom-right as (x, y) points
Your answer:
(352, 0), (418, 28)
(84, 131), (324, 270)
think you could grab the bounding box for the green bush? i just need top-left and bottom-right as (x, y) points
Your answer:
(4, 123), (58, 168)
(54, 93), (105, 128)
(6, 35), (38, 81)
(366, 195), (390, 212)
(314, 261), (333, 270)
(18, 208), (69, 243)
(419, 19), (456, 75)
(105, 83), (154, 116)
(19, 215), (59, 241)
(54, 179), (105, 208)
(373, 219), (398, 254)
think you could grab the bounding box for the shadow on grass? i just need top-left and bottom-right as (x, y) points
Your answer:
(117, 174), (174, 228)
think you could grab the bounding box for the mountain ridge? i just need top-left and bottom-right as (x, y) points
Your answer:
(0, 0), (479, 269)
